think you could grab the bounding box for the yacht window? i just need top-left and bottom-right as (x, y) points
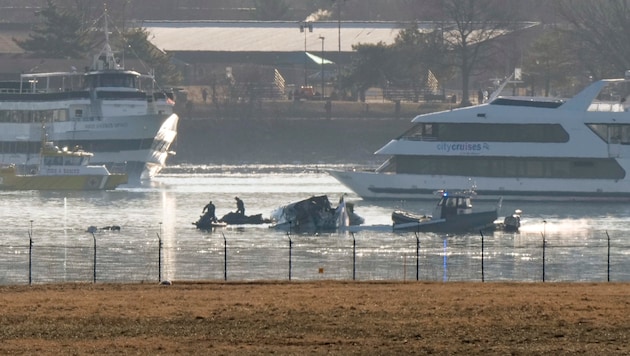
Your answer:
(394, 155), (625, 179)
(587, 124), (630, 144)
(433, 123), (568, 142)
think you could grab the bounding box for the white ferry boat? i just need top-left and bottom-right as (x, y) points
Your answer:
(0, 15), (178, 181)
(329, 74), (630, 201)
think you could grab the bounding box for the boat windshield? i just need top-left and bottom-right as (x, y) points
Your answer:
(43, 156), (63, 166)
(63, 156), (83, 166)
(438, 196), (472, 209)
(84, 73), (138, 89)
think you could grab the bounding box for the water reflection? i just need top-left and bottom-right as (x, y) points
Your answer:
(0, 166), (629, 284)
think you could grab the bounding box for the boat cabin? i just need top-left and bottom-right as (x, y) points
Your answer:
(83, 71), (140, 91)
(434, 192), (473, 219)
(38, 142), (108, 176)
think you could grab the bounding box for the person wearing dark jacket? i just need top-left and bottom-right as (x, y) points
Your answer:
(235, 197), (245, 215)
(202, 201), (216, 221)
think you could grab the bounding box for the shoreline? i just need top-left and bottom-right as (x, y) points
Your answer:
(2, 281), (629, 354)
(170, 100), (448, 165)
(172, 115), (414, 165)
(168, 100), (450, 166)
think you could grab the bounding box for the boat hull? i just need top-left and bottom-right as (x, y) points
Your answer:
(219, 212), (271, 225)
(328, 170), (630, 201)
(392, 210), (498, 233)
(0, 171), (127, 190)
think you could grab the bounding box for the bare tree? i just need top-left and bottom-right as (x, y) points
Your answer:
(556, 0), (630, 79)
(441, 0), (518, 105)
(523, 29), (577, 97)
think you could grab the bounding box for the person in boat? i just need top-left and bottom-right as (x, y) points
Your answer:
(202, 201), (217, 222)
(235, 196), (245, 215)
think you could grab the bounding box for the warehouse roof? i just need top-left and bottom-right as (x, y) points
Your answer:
(141, 21), (429, 53)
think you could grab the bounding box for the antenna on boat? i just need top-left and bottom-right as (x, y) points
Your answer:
(93, 5), (120, 71)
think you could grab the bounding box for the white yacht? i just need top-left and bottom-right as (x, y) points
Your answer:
(329, 74), (630, 201)
(0, 13), (178, 181)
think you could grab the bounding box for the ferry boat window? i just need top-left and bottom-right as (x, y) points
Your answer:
(526, 161), (543, 177)
(85, 74), (137, 89)
(102, 74), (136, 88)
(75, 109), (83, 118)
(0, 111), (12, 123)
(52, 109), (68, 122)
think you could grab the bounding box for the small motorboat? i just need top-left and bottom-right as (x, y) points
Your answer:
(270, 195), (363, 234)
(495, 209), (522, 232)
(193, 213), (228, 230)
(218, 211), (271, 225)
(392, 190), (499, 233)
(0, 138), (127, 190)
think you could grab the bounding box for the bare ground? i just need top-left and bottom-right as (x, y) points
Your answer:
(0, 282), (628, 355)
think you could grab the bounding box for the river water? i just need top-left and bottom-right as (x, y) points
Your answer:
(1, 163), (630, 285)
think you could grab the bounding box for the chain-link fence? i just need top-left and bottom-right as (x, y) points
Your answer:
(1, 230), (629, 285)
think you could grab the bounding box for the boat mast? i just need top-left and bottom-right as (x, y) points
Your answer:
(93, 7), (120, 71)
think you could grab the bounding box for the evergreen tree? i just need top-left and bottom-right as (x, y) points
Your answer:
(14, 0), (91, 58)
(122, 28), (182, 86)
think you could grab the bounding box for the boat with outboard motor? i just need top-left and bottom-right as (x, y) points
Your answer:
(392, 190), (499, 233)
(329, 71), (630, 201)
(495, 209), (522, 232)
(0, 139), (127, 190)
(0, 10), (178, 182)
(193, 211), (272, 230)
(218, 212), (271, 225)
(192, 214), (228, 230)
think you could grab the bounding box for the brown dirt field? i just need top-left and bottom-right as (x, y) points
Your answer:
(0, 282), (628, 355)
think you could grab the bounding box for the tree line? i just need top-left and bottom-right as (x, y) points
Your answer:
(13, 0), (630, 105)
(14, 0), (181, 86)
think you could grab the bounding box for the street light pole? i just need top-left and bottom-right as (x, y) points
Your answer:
(299, 21), (313, 87)
(335, 0), (345, 98)
(319, 35), (325, 99)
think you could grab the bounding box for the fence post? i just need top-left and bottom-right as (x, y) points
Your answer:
(222, 232), (227, 281)
(415, 232), (420, 281)
(352, 233), (356, 281)
(157, 232), (162, 282)
(606, 231), (610, 282)
(92, 232), (97, 284)
(479, 230), (486, 282)
(542, 221), (546, 282)
(28, 234), (32, 286)
(288, 236), (292, 281)
(443, 239), (448, 282)
(29, 220), (33, 286)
